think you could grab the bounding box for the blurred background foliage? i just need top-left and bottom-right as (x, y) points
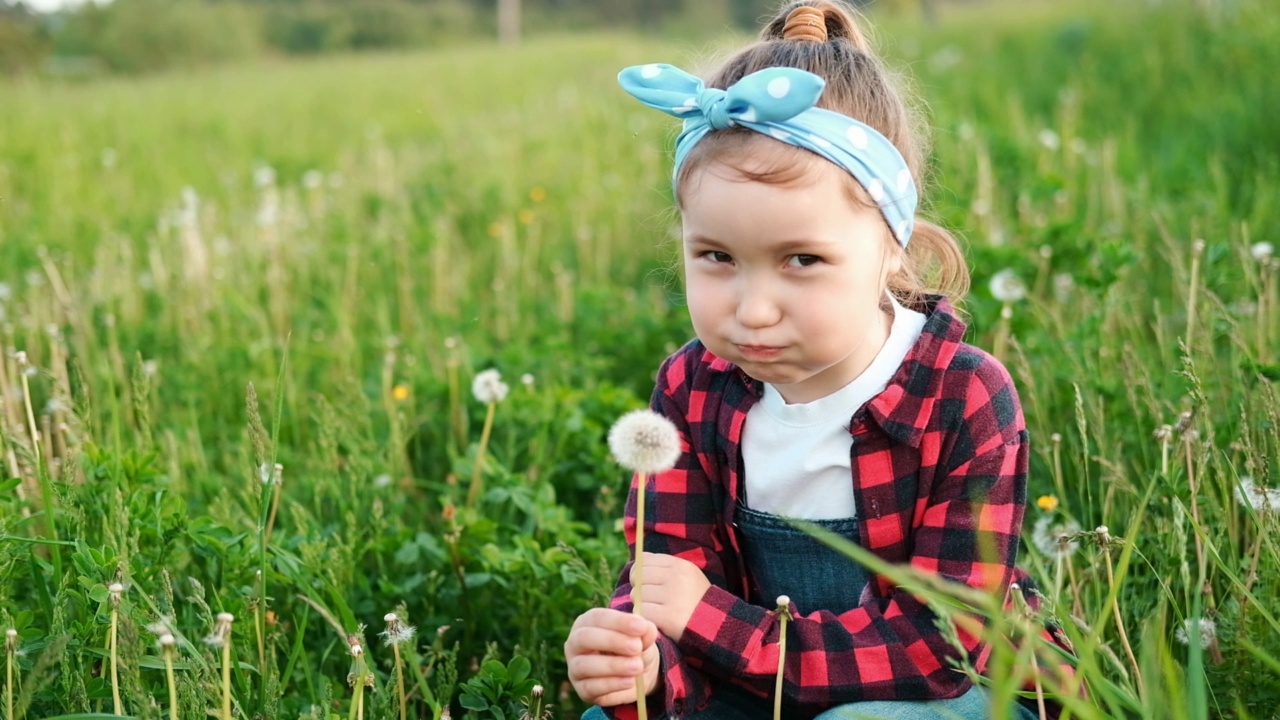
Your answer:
(2, 0), (875, 76)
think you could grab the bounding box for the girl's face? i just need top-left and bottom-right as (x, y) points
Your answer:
(680, 157), (901, 405)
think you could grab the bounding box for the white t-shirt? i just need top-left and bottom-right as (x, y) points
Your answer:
(741, 295), (927, 519)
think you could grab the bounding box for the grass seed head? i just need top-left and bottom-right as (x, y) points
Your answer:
(608, 409), (681, 475)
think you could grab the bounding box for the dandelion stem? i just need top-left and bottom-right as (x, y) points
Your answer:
(1185, 437), (1209, 603)
(1102, 548), (1143, 700)
(467, 401), (497, 507)
(633, 472), (648, 720)
(394, 644), (408, 720)
(164, 649), (179, 720)
(110, 604), (123, 715)
(221, 635), (233, 720)
(774, 602), (790, 720)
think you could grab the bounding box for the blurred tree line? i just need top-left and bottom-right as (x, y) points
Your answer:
(0, 0), (880, 76)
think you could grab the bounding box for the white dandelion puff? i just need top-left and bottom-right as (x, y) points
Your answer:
(379, 613), (417, 646)
(259, 462), (283, 486)
(1037, 129), (1061, 151)
(1251, 242), (1274, 262)
(1031, 515), (1081, 559)
(374, 473), (393, 489)
(204, 612), (234, 648)
(989, 269), (1027, 303)
(1175, 617), (1217, 649)
(1236, 477), (1280, 514)
(472, 369), (509, 404)
(521, 373), (535, 388)
(302, 170), (324, 190)
(608, 410), (682, 475)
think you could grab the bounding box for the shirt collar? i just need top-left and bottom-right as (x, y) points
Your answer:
(705, 295), (967, 448)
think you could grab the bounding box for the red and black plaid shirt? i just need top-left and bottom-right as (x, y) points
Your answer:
(604, 296), (1073, 719)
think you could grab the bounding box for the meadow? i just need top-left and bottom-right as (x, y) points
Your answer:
(1, 0), (1278, 717)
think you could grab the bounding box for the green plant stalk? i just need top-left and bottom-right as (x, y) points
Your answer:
(221, 637), (233, 720)
(1186, 242), (1202, 351)
(164, 649), (178, 720)
(393, 644), (407, 720)
(1103, 547), (1143, 700)
(348, 670), (366, 720)
(6, 639), (13, 720)
(446, 358), (464, 452)
(20, 367), (61, 580)
(467, 400), (497, 508)
(110, 605), (123, 715)
(1184, 438), (1208, 602)
(633, 473), (648, 720)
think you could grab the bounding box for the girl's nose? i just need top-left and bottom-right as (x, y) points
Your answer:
(735, 283), (782, 329)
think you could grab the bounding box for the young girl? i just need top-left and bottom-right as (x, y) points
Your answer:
(565, 2), (1073, 718)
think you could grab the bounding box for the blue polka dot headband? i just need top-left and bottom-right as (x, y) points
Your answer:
(618, 63), (918, 247)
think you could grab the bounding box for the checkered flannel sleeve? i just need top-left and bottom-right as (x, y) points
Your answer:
(676, 356), (1029, 710)
(603, 347), (729, 719)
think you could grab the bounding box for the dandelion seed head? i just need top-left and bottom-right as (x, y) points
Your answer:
(608, 410), (681, 474)
(472, 368), (509, 404)
(159, 633), (176, 647)
(14, 350), (28, 366)
(445, 336), (459, 350)
(1251, 241), (1274, 262)
(302, 169), (324, 190)
(1050, 433), (1062, 443)
(1237, 477), (1280, 514)
(1175, 617), (1217, 649)
(532, 684), (544, 696)
(521, 373), (535, 388)
(218, 612), (234, 623)
(1052, 273), (1075, 301)
(260, 463), (283, 486)
(374, 473), (393, 489)
(1037, 129), (1060, 151)
(1031, 515), (1081, 558)
(384, 613), (397, 623)
(989, 269), (1027, 303)
(1192, 239), (1206, 253)
(776, 595), (790, 607)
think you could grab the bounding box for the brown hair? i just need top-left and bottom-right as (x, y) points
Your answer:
(675, 0), (969, 307)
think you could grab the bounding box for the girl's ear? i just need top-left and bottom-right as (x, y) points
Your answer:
(882, 231), (904, 280)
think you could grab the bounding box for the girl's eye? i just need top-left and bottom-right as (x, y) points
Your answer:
(788, 254), (822, 268)
(703, 251), (733, 264)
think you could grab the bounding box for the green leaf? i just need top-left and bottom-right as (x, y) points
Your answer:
(507, 655), (531, 685)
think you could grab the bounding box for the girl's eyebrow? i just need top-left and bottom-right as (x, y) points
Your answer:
(685, 234), (835, 253)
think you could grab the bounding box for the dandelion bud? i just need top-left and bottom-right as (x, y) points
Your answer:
(608, 410), (681, 475)
(109, 583), (125, 605)
(472, 369), (509, 404)
(350, 643), (363, 657)
(5, 628), (16, 652)
(532, 685), (544, 697)
(441, 709), (452, 720)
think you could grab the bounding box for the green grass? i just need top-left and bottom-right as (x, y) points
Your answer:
(1, 0), (1279, 717)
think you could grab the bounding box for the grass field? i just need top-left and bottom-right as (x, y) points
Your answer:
(1, 0), (1279, 717)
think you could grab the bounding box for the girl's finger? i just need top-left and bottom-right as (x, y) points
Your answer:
(567, 652), (645, 682)
(577, 675), (638, 706)
(566, 626), (644, 657)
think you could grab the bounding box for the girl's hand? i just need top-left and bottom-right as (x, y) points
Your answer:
(632, 552), (711, 642)
(565, 608), (661, 707)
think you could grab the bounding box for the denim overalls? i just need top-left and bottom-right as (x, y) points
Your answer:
(582, 502), (1039, 720)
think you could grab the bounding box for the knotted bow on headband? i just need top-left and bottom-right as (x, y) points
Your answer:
(618, 63), (917, 247)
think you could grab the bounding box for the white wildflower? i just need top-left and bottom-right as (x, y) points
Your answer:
(989, 269), (1027, 303)
(373, 473), (393, 489)
(472, 369), (509, 404)
(379, 612), (417, 646)
(1237, 477), (1280, 514)
(1037, 129), (1061, 151)
(1175, 617), (1217, 649)
(1031, 515), (1081, 559)
(1251, 242), (1274, 262)
(608, 409), (681, 475)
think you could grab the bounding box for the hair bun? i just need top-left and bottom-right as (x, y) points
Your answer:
(783, 6), (828, 43)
